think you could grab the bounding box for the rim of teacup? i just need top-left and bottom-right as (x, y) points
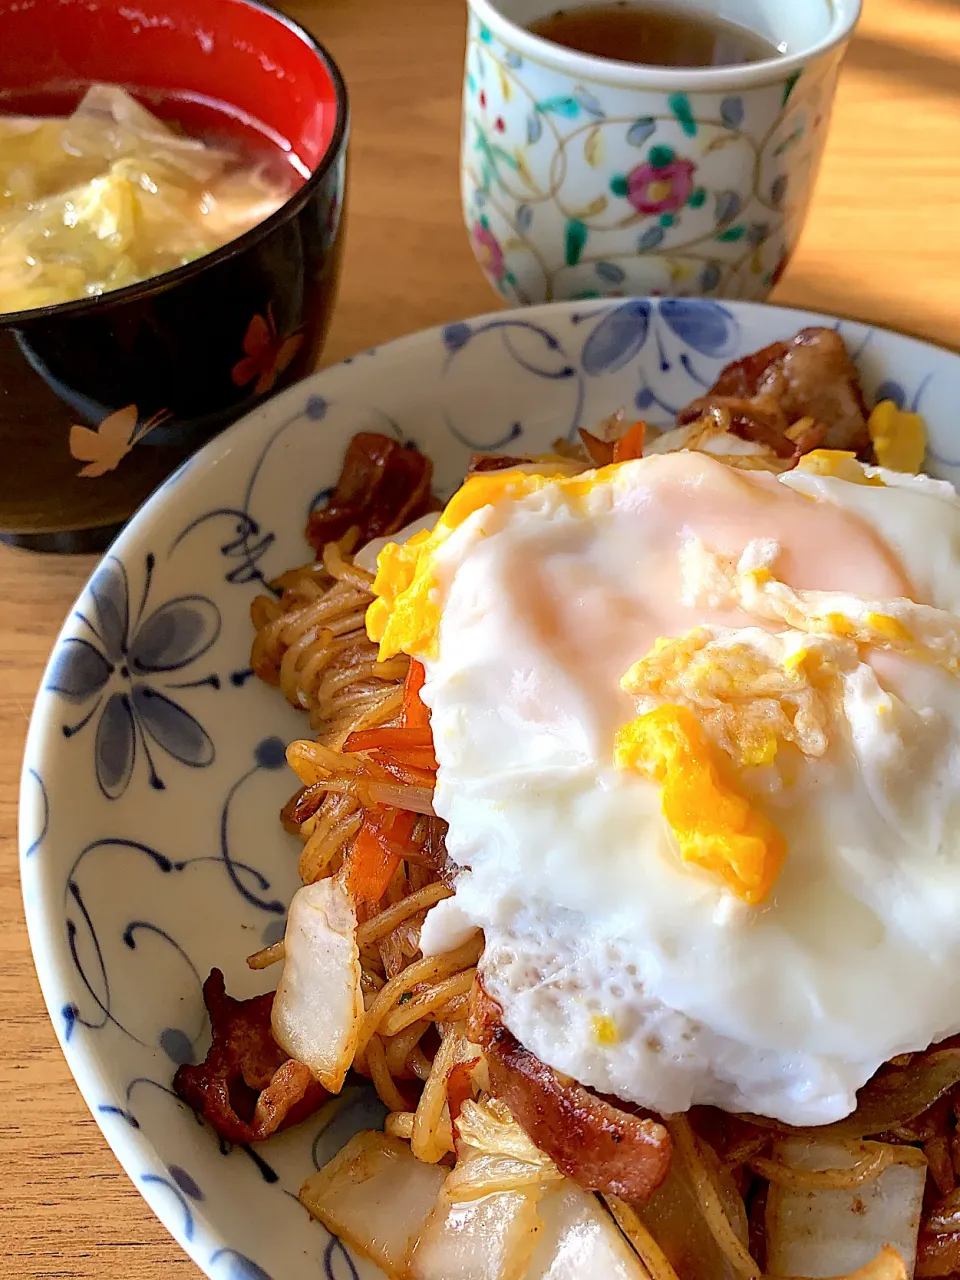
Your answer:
(467, 0), (863, 91)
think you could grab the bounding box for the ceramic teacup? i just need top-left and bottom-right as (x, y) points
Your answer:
(460, 0), (861, 304)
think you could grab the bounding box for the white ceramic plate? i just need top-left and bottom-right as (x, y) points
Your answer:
(20, 299), (960, 1280)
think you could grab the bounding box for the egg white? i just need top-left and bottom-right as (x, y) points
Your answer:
(401, 454), (960, 1125)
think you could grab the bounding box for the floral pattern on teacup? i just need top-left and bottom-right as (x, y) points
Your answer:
(460, 16), (844, 303)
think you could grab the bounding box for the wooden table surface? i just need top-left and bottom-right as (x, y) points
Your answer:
(2, 0), (958, 1272)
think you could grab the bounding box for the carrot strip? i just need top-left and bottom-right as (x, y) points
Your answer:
(347, 809), (418, 903)
(579, 428), (615, 466)
(613, 420), (647, 462)
(344, 726), (434, 753)
(447, 1057), (480, 1125)
(371, 757), (438, 788)
(402, 660), (431, 729)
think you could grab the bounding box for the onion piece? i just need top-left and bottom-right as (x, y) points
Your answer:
(752, 1140), (926, 1191)
(299, 1130), (446, 1278)
(617, 1116), (758, 1279)
(362, 779), (436, 815)
(667, 1117), (759, 1278)
(526, 1182), (651, 1279)
(605, 1196), (681, 1280)
(764, 1138), (926, 1278)
(271, 878), (362, 1092)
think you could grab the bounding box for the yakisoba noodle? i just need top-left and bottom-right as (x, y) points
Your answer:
(250, 533), (482, 1147)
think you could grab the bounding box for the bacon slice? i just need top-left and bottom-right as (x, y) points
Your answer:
(173, 969), (327, 1143)
(306, 432), (439, 553)
(469, 984), (673, 1201)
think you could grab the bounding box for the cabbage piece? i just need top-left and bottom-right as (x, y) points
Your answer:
(408, 1181), (543, 1280)
(618, 1116), (757, 1279)
(444, 1097), (565, 1202)
(0, 83), (289, 311)
(271, 878), (362, 1092)
(765, 1139), (926, 1278)
(299, 1130), (446, 1279)
(526, 1182), (650, 1279)
(456, 1097), (560, 1163)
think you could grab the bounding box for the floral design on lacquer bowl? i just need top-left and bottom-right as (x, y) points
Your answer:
(46, 554), (220, 799)
(459, 16), (844, 304)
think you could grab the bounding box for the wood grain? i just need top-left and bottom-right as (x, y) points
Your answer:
(3, 0), (959, 1272)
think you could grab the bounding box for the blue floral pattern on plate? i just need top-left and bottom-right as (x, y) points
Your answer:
(46, 553), (220, 799)
(19, 299), (959, 1280)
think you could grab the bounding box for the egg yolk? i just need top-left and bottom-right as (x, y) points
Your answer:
(867, 399), (926, 474)
(614, 704), (786, 905)
(367, 463), (621, 660)
(794, 449), (885, 486)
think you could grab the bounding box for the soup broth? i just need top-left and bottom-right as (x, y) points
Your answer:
(0, 83), (301, 314)
(528, 2), (781, 67)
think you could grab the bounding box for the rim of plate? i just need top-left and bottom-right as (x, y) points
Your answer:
(18, 295), (960, 1276)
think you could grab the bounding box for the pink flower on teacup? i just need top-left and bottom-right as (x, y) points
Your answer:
(612, 146), (697, 216)
(472, 219), (505, 281)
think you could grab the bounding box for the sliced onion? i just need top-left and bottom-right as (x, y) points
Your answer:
(526, 1182), (650, 1279)
(667, 1117), (759, 1278)
(300, 1130), (446, 1278)
(764, 1138), (925, 1278)
(616, 1116), (758, 1279)
(752, 1140), (926, 1192)
(605, 1196), (682, 1280)
(271, 878), (362, 1092)
(363, 779), (436, 815)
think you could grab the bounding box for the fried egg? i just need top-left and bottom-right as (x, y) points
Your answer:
(368, 450), (960, 1125)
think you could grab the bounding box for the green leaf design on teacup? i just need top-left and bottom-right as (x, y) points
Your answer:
(565, 219), (588, 266)
(716, 224), (746, 242)
(668, 93), (697, 138)
(774, 126), (805, 158)
(782, 69), (802, 105)
(536, 95), (580, 118)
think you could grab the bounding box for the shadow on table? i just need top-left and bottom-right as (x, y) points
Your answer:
(773, 266), (960, 352)
(846, 30), (960, 99)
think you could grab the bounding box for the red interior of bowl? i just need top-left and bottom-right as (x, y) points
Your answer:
(0, 0), (343, 174)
